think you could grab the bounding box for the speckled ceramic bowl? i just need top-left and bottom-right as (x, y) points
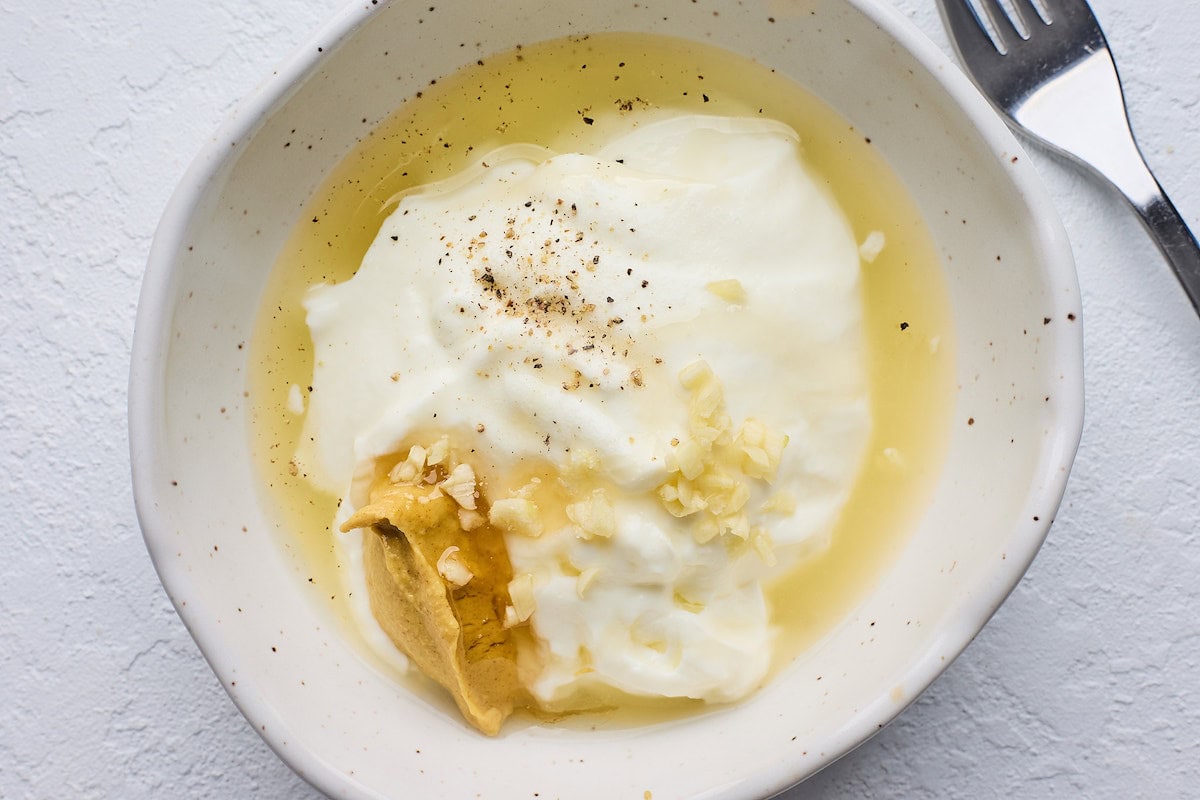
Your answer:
(130, 0), (1083, 797)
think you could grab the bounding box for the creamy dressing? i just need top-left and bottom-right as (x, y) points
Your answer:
(248, 33), (955, 722)
(298, 116), (870, 706)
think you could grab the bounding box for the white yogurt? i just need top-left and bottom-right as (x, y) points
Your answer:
(297, 115), (871, 708)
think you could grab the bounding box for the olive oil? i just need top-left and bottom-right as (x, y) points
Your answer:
(249, 32), (954, 695)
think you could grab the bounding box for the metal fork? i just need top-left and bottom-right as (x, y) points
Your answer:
(937, 0), (1200, 316)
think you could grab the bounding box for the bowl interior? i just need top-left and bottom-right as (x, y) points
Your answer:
(131, 1), (1082, 798)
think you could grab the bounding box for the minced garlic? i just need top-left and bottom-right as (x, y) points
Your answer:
(489, 497), (544, 538)
(656, 359), (789, 561)
(566, 489), (616, 539)
(436, 546), (474, 587)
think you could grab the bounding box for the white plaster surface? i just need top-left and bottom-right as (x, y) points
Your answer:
(1, 0), (1197, 797)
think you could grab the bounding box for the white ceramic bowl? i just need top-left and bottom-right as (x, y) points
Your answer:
(130, 0), (1083, 797)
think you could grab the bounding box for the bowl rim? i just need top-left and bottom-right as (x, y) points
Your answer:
(129, 0), (1084, 797)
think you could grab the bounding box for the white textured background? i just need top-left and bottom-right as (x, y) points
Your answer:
(2, 0), (1197, 797)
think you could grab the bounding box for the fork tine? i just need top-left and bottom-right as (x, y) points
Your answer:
(1009, 0), (1049, 28)
(1034, 0), (1109, 33)
(1031, 0), (1099, 19)
(937, 0), (1000, 55)
(978, 0), (1025, 48)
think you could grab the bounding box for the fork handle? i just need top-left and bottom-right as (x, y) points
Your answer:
(1103, 146), (1200, 315)
(1131, 186), (1200, 315)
